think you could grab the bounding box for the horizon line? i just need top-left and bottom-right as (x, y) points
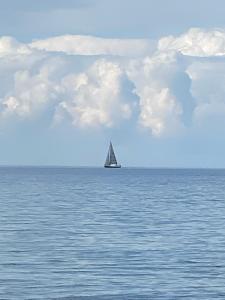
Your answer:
(0, 164), (224, 170)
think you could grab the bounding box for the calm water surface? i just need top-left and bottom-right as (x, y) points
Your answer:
(1, 167), (225, 299)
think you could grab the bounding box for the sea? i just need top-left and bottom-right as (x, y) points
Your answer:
(1, 167), (225, 299)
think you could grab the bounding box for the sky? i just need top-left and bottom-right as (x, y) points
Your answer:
(1, 0), (225, 167)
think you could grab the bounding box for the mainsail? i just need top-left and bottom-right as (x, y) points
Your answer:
(104, 142), (121, 168)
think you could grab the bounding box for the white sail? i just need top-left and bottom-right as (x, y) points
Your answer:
(105, 150), (110, 166)
(109, 142), (117, 165)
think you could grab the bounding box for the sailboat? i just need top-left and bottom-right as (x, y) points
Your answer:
(104, 142), (121, 168)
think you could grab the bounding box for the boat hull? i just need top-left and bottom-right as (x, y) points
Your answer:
(104, 164), (121, 168)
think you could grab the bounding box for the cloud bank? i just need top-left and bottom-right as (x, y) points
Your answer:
(31, 35), (154, 57)
(1, 28), (225, 137)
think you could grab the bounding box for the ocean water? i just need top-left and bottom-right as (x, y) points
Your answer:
(1, 167), (225, 299)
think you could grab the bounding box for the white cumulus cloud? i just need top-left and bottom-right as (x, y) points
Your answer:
(54, 59), (132, 127)
(158, 28), (225, 57)
(0, 36), (31, 57)
(126, 51), (184, 135)
(1, 29), (225, 137)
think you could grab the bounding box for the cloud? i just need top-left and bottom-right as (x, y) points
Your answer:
(0, 54), (65, 122)
(187, 57), (225, 124)
(31, 35), (155, 57)
(0, 36), (31, 57)
(0, 41), (133, 129)
(1, 29), (225, 137)
(158, 27), (225, 57)
(54, 59), (132, 127)
(2, 67), (59, 119)
(126, 51), (184, 136)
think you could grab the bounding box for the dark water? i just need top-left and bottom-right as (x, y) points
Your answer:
(1, 167), (225, 299)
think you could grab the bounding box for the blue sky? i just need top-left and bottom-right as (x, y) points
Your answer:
(0, 0), (225, 167)
(1, 0), (225, 40)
